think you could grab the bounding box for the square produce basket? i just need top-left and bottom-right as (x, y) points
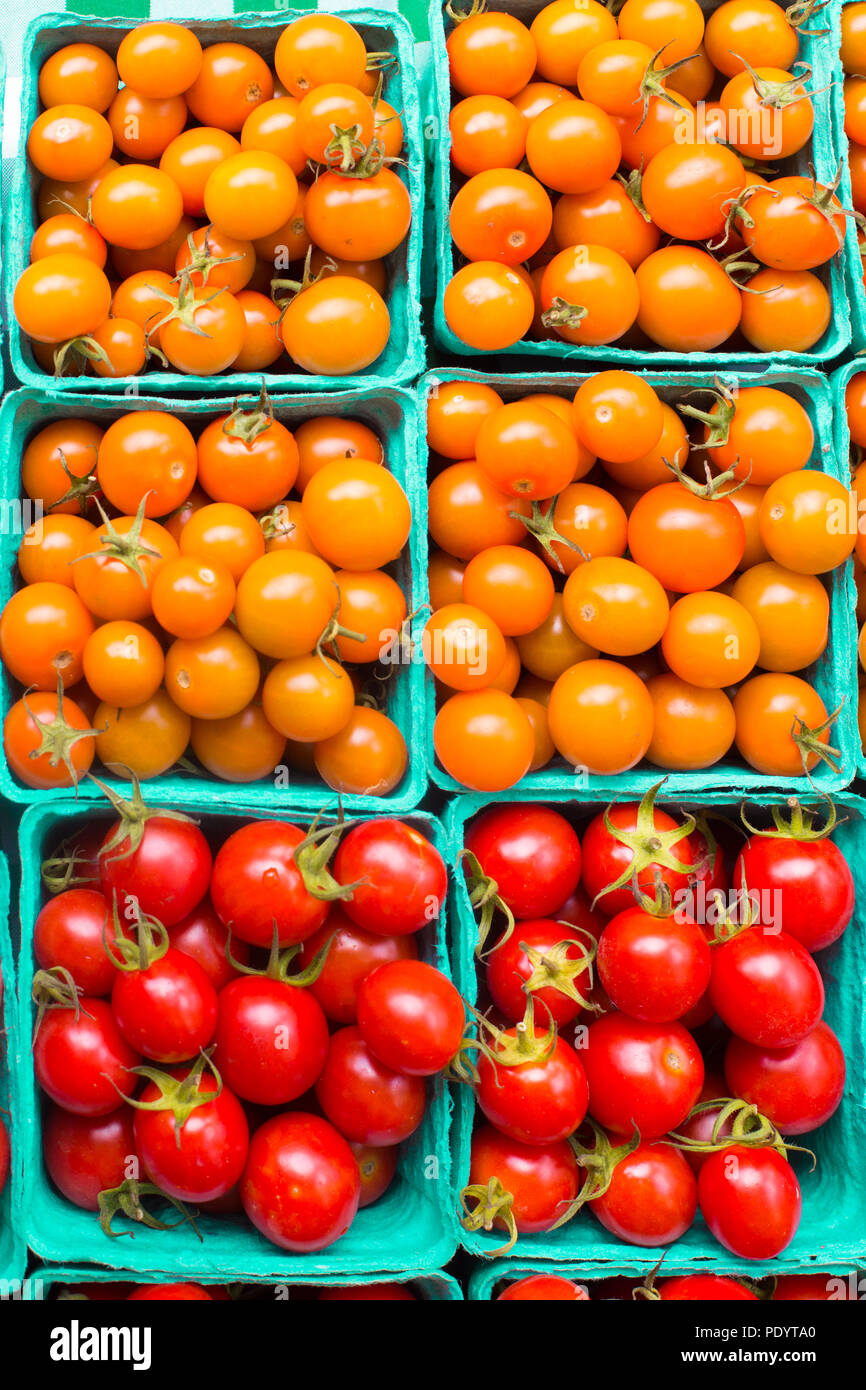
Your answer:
(467, 1257), (864, 1299)
(23, 1264), (463, 1300)
(445, 788), (866, 1273)
(830, 356), (865, 778)
(16, 798), (460, 1278)
(5, 10), (425, 393)
(419, 367), (859, 799)
(0, 852), (26, 1289)
(0, 384), (428, 812)
(428, 0), (852, 367)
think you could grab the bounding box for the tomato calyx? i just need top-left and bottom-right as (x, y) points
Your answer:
(459, 1175), (518, 1255)
(91, 771), (196, 862)
(735, 55), (815, 111)
(115, 1049), (222, 1144)
(458, 847), (516, 958)
(631, 869), (677, 917)
(272, 246), (333, 313)
(635, 46), (702, 130)
(590, 781), (695, 912)
(20, 677), (104, 785)
(323, 124), (373, 174)
(147, 271), (225, 342)
(175, 224), (244, 291)
(552, 1120), (641, 1229)
(315, 590), (368, 668)
(32, 965), (89, 1034)
(739, 795), (841, 843)
(102, 896), (169, 974)
(222, 381), (276, 448)
(292, 810), (362, 903)
(446, 0), (488, 25)
(41, 835), (98, 895)
(784, 0), (830, 35)
(541, 295), (588, 333)
(73, 494), (161, 589)
(664, 454), (749, 500)
(616, 165), (652, 223)
(453, 994), (558, 1084)
(47, 446), (100, 514)
(97, 1176), (202, 1242)
(676, 378), (737, 449)
(259, 503), (296, 542)
(790, 699), (844, 778)
(509, 498), (587, 573)
(667, 1097), (816, 1167)
(521, 927), (598, 1010)
(720, 250), (766, 290)
(225, 918), (336, 986)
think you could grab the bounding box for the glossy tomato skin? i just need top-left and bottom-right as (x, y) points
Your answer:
(476, 1035), (588, 1146)
(333, 821), (447, 936)
(591, 1140), (697, 1246)
(582, 1013), (704, 1139)
(315, 1026), (426, 1146)
(111, 948), (217, 1064)
(597, 906), (712, 1023)
(486, 918), (596, 1026)
(167, 897), (250, 992)
(709, 927), (824, 1047)
(33, 999), (140, 1115)
(134, 1069), (249, 1203)
(298, 911), (419, 1024)
(463, 805), (582, 919)
(350, 1140), (399, 1208)
(43, 1105), (137, 1210)
(213, 976), (329, 1106)
(357, 961), (465, 1076)
(724, 1021), (845, 1135)
(698, 1145), (802, 1259)
(658, 1275), (758, 1301)
(469, 1124), (582, 1234)
(241, 1112), (360, 1252)
(33, 888), (115, 996)
(210, 820), (330, 947)
(99, 818), (211, 928)
(499, 1275), (589, 1301)
(581, 803), (694, 915)
(734, 836), (855, 953)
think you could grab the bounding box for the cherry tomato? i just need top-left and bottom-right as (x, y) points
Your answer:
(698, 1145), (801, 1258)
(709, 926), (824, 1047)
(210, 820), (329, 948)
(213, 975), (329, 1106)
(591, 1140), (698, 1246)
(333, 820), (447, 937)
(466, 1124), (582, 1235)
(33, 998), (140, 1115)
(241, 1111), (360, 1252)
(315, 1025), (425, 1146)
(357, 961), (464, 1076)
(597, 906), (711, 1022)
(99, 812), (211, 928)
(724, 1020), (845, 1136)
(43, 1105), (136, 1211)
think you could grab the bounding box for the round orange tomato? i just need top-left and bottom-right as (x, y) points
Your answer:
(463, 546), (554, 636)
(541, 246), (639, 346)
(179, 502), (265, 581)
(4, 690), (96, 789)
(627, 483), (746, 592)
(72, 514), (178, 621)
(443, 262), (535, 350)
(302, 459), (410, 569)
(705, 0), (797, 78)
(516, 594), (597, 681)
(530, 0), (617, 85)
(196, 410), (298, 511)
(263, 653), (355, 742)
(275, 15), (367, 98)
(700, 385), (814, 484)
(304, 169), (410, 262)
(0, 581), (94, 689)
(552, 181), (659, 268)
(30, 214), (107, 267)
(159, 285), (246, 376)
(563, 556), (669, 655)
(294, 416), (383, 492)
(424, 603), (507, 692)
(90, 165), (183, 251)
(159, 127), (242, 216)
(434, 688), (534, 790)
(427, 380), (503, 459)
(642, 142), (746, 241)
(117, 21), (202, 98)
(151, 556), (236, 640)
(450, 169), (552, 266)
(447, 12), (536, 99)
(234, 551), (337, 660)
(738, 269), (830, 352)
(476, 402), (578, 499)
(733, 673), (835, 777)
(538, 483), (628, 576)
(281, 277), (390, 374)
(108, 87), (187, 161)
(617, 0), (706, 64)
(185, 42), (273, 131)
(731, 562), (829, 672)
(526, 99), (621, 194)
(191, 703), (285, 783)
(548, 658), (654, 773)
(599, 402), (687, 490)
(96, 411), (197, 518)
(14, 254), (111, 344)
(17, 515), (95, 588)
(450, 95), (528, 175)
(38, 43), (118, 112)
(428, 462), (531, 560)
(331, 570), (406, 663)
(241, 97), (307, 175)
(95, 689), (191, 781)
(27, 104), (113, 181)
(204, 151), (297, 241)
(22, 418), (103, 515)
(759, 471), (856, 574)
(635, 246), (742, 351)
(646, 674), (736, 771)
(164, 626), (260, 720)
(662, 592), (761, 688)
(314, 706), (408, 796)
(82, 620), (164, 709)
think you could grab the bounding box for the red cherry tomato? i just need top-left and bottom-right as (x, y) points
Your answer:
(582, 1013), (704, 1139)
(212, 975), (330, 1106)
(241, 1112), (361, 1251)
(698, 1145), (802, 1259)
(357, 961), (465, 1076)
(464, 805), (582, 920)
(333, 820), (448, 936)
(210, 820), (330, 948)
(315, 1026), (426, 1146)
(298, 911), (419, 1024)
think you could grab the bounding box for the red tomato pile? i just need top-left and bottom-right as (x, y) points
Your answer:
(441, 0), (840, 354)
(842, 3), (866, 291)
(458, 796), (852, 1259)
(1, 399), (411, 795)
(32, 805), (462, 1254)
(15, 17), (411, 378)
(425, 374), (850, 790)
(496, 1270), (860, 1300)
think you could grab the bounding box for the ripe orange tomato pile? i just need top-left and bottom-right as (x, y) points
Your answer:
(15, 17), (412, 378)
(842, 2), (866, 295)
(441, 0), (841, 354)
(1, 396), (412, 794)
(425, 373), (852, 790)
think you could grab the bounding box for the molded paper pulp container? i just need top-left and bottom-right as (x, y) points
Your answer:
(468, 1257), (864, 1298)
(17, 799), (459, 1277)
(429, 0), (851, 366)
(6, 10), (425, 393)
(445, 788), (866, 1272)
(419, 367), (859, 798)
(830, 356), (865, 777)
(0, 384), (428, 812)
(0, 853), (26, 1287)
(24, 1264), (463, 1301)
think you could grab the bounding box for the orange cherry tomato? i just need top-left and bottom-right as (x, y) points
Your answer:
(14, 254), (112, 344)
(701, 385), (814, 484)
(90, 165), (183, 252)
(96, 411), (197, 518)
(232, 290), (284, 372)
(39, 43), (118, 112)
(720, 67), (813, 160)
(72, 514), (178, 621)
(37, 158), (118, 222)
(111, 270), (175, 345)
(332, 570), (407, 663)
(443, 262), (535, 350)
(738, 269), (830, 353)
(427, 380), (503, 460)
(541, 246), (639, 346)
(302, 459), (410, 569)
(294, 416), (383, 492)
(179, 502), (265, 582)
(635, 246), (742, 351)
(617, 0), (706, 64)
(196, 409), (298, 512)
(526, 99), (622, 194)
(646, 673), (736, 771)
(450, 169), (552, 266)
(516, 594), (597, 682)
(27, 104), (113, 181)
(428, 550), (466, 609)
(548, 658), (654, 773)
(108, 87), (187, 161)
(731, 562), (829, 672)
(627, 483), (746, 592)
(511, 81), (572, 123)
(164, 626), (260, 720)
(552, 181), (659, 269)
(463, 546), (555, 636)
(733, 673), (834, 776)
(151, 556), (237, 640)
(17, 514), (95, 587)
(434, 688), (534, 790)
(30, 214), (107, 268)
(185, 42), (274, 131)
(275, 15), (367, 98)
(538, 483), (628, 576)
(476, 402), (578, 499)
(117, 22), (202, 98)
(447, 12), (536, 99)
(314, 706), (408, 797)
(204, 152), (298, 242)
(758, 471), (856, 575)
(642, 142), (747, 241)
(159, 127), (242, 215)
(95, 688), (191, 781)
(233, 551), (336, 660)
(662, 591), (761, 687)
(88, 318), (148, 379)
(4, 690), (96, 789)
(563, 556), (669, 655)
(22, 418), (103, 516)
(281, 277), (390, 375)
(424, 603), (507, 692)
(304, 169), (410, 262)
(241, 97), (307, 175)
(428, 462), (532, 560)
(599, 402), (687, 491)
(530, 0), (618, 84)
(450, 95), (528, 175)
(262, 653), (356, 742)
(82, 620), (164, 708)
(573, 372), (663, 463)
(159, 285), (246, 376)
(0, 582), (94, 689)
(705, 0), (798, 78)
(190, 704), (285, 783)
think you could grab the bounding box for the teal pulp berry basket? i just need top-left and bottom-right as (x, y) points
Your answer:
(23, 1264), (463, 1301)
(834, 0), (866, 353)
(428, 0), (851, 366)
(418, 367), (859, 799)
(467, 1257), (864, 1299)
(5, 10), (425, 394)
(0, 851), (26, 1288)
(444, 788), (866, 1273)
(16, 797), (460, 1278)
(829, 356), (865, 777)
(0, 383), (429, 812)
